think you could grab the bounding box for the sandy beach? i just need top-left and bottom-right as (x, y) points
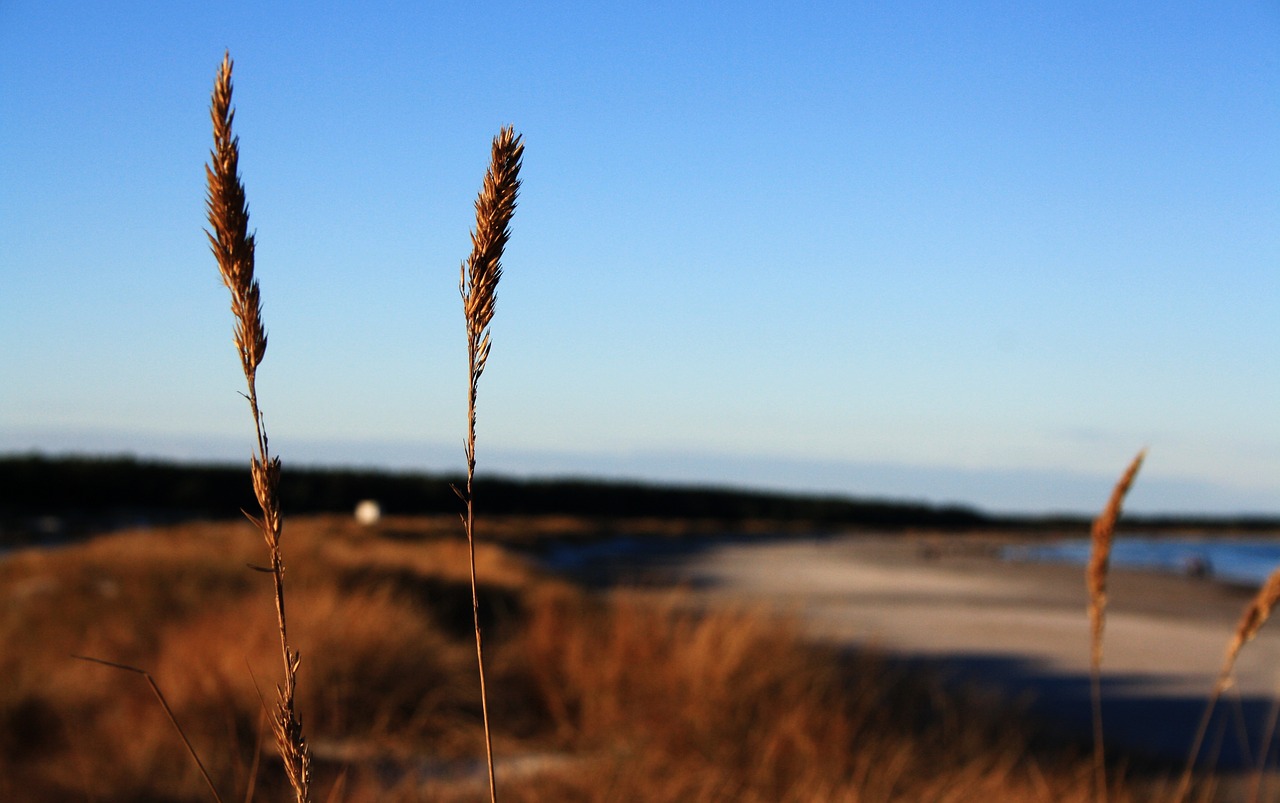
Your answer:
(584, 532), (1280, 771)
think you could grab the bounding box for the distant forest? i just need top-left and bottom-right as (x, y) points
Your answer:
(1, 454), (1275, 547)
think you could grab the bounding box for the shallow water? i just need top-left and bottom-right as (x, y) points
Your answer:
(1004, 534), (1280, 587)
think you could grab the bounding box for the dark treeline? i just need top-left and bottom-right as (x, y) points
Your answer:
(0, 454), (986, 528)
(1, 454), (1275, 546)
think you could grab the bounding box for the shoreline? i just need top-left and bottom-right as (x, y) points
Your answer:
(580, 531), (1280, 771)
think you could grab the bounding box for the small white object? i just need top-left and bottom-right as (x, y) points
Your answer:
(354, 499), (381, 526)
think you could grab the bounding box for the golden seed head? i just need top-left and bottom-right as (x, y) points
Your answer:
(206, 52), (267, 377)
(462, 126), (524, 376)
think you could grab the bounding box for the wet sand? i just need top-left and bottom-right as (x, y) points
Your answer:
(605, 533), (1280, 770)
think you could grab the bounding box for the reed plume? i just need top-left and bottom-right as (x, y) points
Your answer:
(458, 125), (523, 803)
(206, 51), (311, 803)
(1085, 449), (1146, 803)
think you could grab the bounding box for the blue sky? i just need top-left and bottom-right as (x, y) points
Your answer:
(2, 2), (1277, 515)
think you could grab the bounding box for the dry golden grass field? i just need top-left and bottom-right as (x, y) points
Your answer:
(0, 514), (1188, 802)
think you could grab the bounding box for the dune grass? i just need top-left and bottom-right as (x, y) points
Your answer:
(0, 515), (1156, 802)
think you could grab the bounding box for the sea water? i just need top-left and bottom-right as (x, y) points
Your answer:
(1004, 535), (1280, 588)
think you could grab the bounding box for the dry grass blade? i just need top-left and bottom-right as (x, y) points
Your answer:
(206, 51), (311, 803)
(1085, 449), (1146, 803)
(1176, 568), (1280, 802)
(74, 655), (225, 803)
(459, 125), (524, 803)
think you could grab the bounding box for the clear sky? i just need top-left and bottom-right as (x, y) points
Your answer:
(2, 2), (1277, 516)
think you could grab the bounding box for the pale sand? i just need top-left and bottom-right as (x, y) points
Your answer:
(618, 533), (1280, 768)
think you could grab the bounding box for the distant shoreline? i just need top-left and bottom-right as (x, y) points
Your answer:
(614, 532), (1280, 771)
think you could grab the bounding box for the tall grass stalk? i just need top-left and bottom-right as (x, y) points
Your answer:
(1176, 568), (1280, 802)
(206, 52), (311, 803)
(458, 125), (524, 803)
(1085, 449), (1145, 803)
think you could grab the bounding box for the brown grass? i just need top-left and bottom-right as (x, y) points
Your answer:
(0, 516), (1159, 802)
(1086, 449), (1147, 801)
(206, 51), (310, 802)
